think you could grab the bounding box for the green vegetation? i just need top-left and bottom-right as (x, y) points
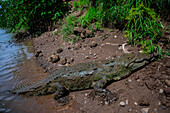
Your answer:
(0, 0), (169, 57)
(125, 3), (164, 54)
(0, 0), (68, 35)
(62, 0), (169, 57)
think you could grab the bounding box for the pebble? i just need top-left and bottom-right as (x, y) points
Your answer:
(128, 108), (132, 112)
(159, 89), (164, 93)
(114, 35), (117, 38)
(134, 102), (138, 105)
(90, 41), (98, 48)
(126, 99), (128, 105)
(85, 56), (90, 59)
(48, 55), (60, 63)
(119, 101), (126, 107)
(161, 106), (166, 110)
(140, 108), (150, 113)
(60, 58), (67, 65)
(105, 101), (109, 105)
(94, 56), (97, 59)
(86, 29), (91, 35)
(128, 79), (132, 82)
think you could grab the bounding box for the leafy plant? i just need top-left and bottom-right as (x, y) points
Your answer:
(125, 3), (164, 56)
(0, 0), (69, 35)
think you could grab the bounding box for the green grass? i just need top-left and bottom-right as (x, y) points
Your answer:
(61, 0), (169, 57)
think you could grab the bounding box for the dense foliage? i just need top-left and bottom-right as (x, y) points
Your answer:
(61, 0), (169, 56)
(0, 0), (169, 56)
(0, 0), (68, 34)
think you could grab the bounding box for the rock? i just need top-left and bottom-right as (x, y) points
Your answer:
(60, 58), (67, 65)
(161, 106), (166, 110)
(119, 101), (126, 107)
(80, 32), (86, 39)
(35, 50), (42, 57)
(85, 56), (90, 59)
(48, 55), (60, 63)
(138, 97), (150, 106)
(126, 99), (128, 105)
(134, 102), (138, 105)
(90, 41), (98, 48)
(56, 48), (63, 53)
(164, 87), (170, 97)
(86, 29), (91, 35)
(128, 109), (132, 112)
(160, 89), (164, 93)
(140, 108), (150, 113)
(73, 27), (82, 35)
(165, 79), (170, 87)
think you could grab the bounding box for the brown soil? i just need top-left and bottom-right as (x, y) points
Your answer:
(32, 23), (170, 113)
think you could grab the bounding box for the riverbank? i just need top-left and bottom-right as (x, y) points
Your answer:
(32, 22), (170, 112)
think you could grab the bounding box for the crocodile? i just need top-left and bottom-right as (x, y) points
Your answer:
(10, 53), (156, 100)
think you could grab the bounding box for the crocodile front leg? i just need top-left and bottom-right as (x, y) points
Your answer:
(48, 83), (68, 100)
(92, 77), (111, 97)
(92, 77), (118, 102)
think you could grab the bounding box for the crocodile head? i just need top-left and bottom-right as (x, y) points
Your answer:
(125, 53), (155, 70)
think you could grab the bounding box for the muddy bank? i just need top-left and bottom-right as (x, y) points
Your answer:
(32, 24), (170, 113)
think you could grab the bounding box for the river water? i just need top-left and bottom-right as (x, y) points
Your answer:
(0, 29), (60, 113)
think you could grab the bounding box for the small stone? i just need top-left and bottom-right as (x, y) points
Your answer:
(56, 48), (63, 53)
(128, 79), (132, 82)
(105, 101), (109, 105)
(114, 35), (117, 38)
(120, 101), (126, 107)
(94, 56), (97, 59)
(85, 56), (90, 59)
(35, 50), (42, 57)
(134, 102), (138, 105)
(161, 106), (166, 110)
(89, 51), (92, 55)
(48, 55), (60, 63)
(90, 41), (98, 48)
(164, 87), (170, 97)
(128, 108), (132, 112)
(80, 32), (86, 39)
(159, 89), (164, 93)
(126, 99), (128, 105)
(86, 29), (91, 35)
(60, 58), (67, 65)
(165, 79), (170, 87)
(140, 108), (150, 113)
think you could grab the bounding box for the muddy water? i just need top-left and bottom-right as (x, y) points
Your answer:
(0, 29), (75, 113)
